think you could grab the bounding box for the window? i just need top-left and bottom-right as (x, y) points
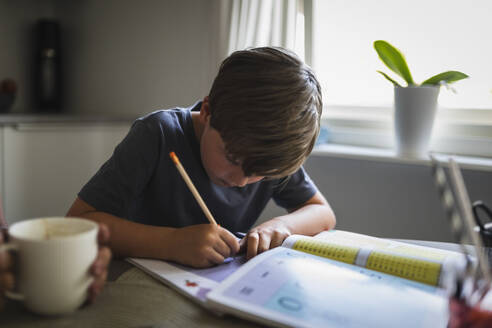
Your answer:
(310, 0), (492, 157)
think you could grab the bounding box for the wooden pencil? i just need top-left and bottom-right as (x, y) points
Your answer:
(169, 151), (218, 226)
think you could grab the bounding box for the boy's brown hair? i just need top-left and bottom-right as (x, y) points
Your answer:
(208, 47), (322, 178)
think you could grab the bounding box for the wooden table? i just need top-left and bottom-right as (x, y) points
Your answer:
(3, 240), (488, 328)
(0, 260), (263, 328)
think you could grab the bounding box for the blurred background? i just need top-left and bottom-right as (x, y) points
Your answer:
(1, 0), (491, 242)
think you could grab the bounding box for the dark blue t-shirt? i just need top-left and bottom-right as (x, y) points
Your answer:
(78, 102), (318, 232)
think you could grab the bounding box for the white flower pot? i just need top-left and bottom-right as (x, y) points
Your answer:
(394, 85), (440, 158)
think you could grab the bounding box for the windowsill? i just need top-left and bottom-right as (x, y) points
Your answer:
(320, 104), (492, 158)
(312, 143), (492, 172)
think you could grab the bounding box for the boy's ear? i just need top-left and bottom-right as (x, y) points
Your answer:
(199, 96), (211, 124)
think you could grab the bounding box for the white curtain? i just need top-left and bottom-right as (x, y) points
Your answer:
(218, 0), (305, 61)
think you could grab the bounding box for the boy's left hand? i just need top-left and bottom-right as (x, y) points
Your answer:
(239, 218), (291, 260)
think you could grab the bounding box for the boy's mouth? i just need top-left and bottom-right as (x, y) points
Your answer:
(214, 177), (234, 188)
(218, 179), (233, 187)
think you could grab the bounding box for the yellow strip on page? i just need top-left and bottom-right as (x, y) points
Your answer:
(366, 252), (442, 286)
(292, 239), (359, 264)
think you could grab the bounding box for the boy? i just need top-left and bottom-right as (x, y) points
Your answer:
(67, 47), (336, 268)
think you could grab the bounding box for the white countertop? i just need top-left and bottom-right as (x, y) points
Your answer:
(0, 113), (136, 125)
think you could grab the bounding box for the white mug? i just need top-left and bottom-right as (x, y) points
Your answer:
(0, 217), (98, 315)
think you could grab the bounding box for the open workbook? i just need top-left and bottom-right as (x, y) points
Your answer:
(128, 230), (467, 328)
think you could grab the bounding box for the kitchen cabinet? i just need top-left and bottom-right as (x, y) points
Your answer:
(2, 122), (131, 224)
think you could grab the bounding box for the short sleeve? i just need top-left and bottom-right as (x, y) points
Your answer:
(272, 166), (318, 210)
(78, 120), (161, 218)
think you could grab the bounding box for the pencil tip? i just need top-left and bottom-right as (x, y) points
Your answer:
(169, 152), (178, 164)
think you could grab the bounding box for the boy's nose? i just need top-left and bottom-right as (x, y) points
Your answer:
(235, 177), (249, 188)
(233, 176), (263, 187)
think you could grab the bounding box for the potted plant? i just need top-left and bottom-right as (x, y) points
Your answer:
(374, 40), (468, 158)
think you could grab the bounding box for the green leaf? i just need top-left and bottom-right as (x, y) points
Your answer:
(421, 71), (469, 86)
(374, 40), (414, 86)
(376, 71), (402, 87)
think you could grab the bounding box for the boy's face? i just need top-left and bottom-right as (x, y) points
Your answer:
(198, 99), (264, 188)
(200, 125), (264, 188)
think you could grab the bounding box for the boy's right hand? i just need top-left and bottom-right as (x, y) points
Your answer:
(170, 224), (240, 268)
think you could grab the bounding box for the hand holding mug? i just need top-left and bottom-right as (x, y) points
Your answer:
(0, 218), (112, 314)
(0, 229), (14, 309)
(87, 222), (112, 303)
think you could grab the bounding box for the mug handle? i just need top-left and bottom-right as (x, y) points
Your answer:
(0, 243), (24, 301)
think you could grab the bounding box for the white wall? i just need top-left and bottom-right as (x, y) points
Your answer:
(1, 0), (223, 115)
(54, 0), (223, 116)
(260, 154), (492, 242)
